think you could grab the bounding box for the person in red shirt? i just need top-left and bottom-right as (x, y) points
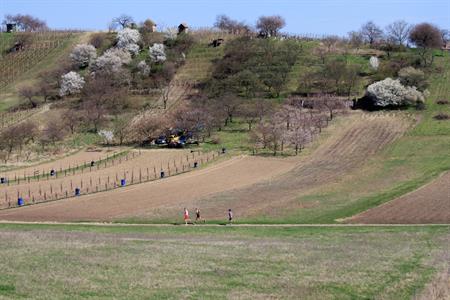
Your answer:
(184, 208), (190, 225)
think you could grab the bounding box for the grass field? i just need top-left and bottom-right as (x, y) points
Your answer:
(0, 223), (448, 299)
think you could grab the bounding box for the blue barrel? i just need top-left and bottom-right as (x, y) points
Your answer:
(121, 179), (126, 187)
(50, 169), (55, 176)
(193, 162), (198, 168)
(160, 171), (165, 178)
(0, 177), (5, 184)
(75, 188), (80, 196)
(18, 197), (24, 206)
(91, 161), (95, 167)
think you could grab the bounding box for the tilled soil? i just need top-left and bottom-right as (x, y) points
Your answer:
(0, 149), (200, 209)
(347, 171), (450, 224)
(0, 155), (295, 221)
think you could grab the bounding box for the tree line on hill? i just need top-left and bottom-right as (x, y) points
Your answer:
(0, 13), (449, 158)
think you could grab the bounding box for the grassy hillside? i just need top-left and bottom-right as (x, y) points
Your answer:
(275, 54), (450, 223)
(0, 223), (448, 299)
(0, 32), (87, 111)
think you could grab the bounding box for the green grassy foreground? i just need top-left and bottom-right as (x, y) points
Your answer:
(0, 223), (448, 299)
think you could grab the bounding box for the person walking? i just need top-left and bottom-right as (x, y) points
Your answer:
(195, 208), (203, 223)
(228, 208), (233, 224)
(184, 208), (190, 225)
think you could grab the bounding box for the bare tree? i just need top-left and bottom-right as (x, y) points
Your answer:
(41, 120), (67, 145)
(240, 101), (259, 130)
(386, 20), (411, 46)
(17, 85), (39, 108)
(409, 23), (443, 66)
(214, 15), (251, 35)
(360, 21), (383, 45)
(62, 109), (82, 134)
(111, 14), (134, 30)
(315, 94), (346, 121)
(256, 15), (286, 37)
(3, 14), (48, 31)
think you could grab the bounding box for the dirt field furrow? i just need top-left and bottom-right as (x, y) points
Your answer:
(347, 171), (450, 224)
(0, 149), (205, 209)
(0, 155), (295, 221)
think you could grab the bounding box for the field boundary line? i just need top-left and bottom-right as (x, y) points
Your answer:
(340, 170), (450, 223)
(0, 221), (449, 227)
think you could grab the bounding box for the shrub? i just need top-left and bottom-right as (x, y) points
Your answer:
(116, 28), (141, 55)
(366, 78), (426, 107)
(91, 48), (131, 74)
(434, 113), (450, 120)
(398, 66), (428, 91)
(436, 99), (449, 105)
(59, 71), (85, 97)
(70, 44), (97, 67)
(149, 43), (166, 63)
(369, 56), (379, 70)
(137, 61), (150, 76)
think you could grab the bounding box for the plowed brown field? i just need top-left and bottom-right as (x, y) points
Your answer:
(347, 171), (450, 224)
(0, 149), (206, 209)
(0, 155), (296, 221)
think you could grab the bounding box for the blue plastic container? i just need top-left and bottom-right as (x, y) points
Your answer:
(121, 179), (126, 187)
(194, 162), (198, 168)
(160, 171), (165, 178)
(75, 188), (81, 196)
(222, 147), (226, 154)
(18, 197), (24, 206)
(0, 177), (5, 184)
(50, 169), (55, 176)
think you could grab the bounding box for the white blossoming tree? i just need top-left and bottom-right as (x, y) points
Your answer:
(367, 78), (426, 107)
(91, 48), (131, 74)
(70, 44), (97, 67)
(369, 56), (379, 70)
(98, 130), (114, 145)
(149, 43), (166, 63)
(164, 27), (178, 40)
(137, 60), (150, 76)
(59, 71), (85, 97)
(117, 28), (141, 55)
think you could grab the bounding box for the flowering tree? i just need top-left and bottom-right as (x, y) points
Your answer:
(367, 78), (426, 107)
(70, 44), (97, 67)
(369, 56), (379, 70)
(91, 48), (131, 73)
(164, 28), (178, 40)
(59, 71), (85, 97)
(137, 60), (150, 76)
(117, 28), (141, 55)
(98, 130), (114, 145)
(149, 43), (166, 63)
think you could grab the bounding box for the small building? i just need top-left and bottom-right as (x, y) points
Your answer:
(6, 23), (17, 33)
(178, 23), (188, 34)
(442, 42), (450, 51)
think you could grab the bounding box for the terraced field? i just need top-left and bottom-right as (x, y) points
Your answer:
(0, 149), (216, 210)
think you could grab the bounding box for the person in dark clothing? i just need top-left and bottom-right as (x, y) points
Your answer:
(228, 209), (233, 224)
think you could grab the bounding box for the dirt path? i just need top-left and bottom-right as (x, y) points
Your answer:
(0, 155), (296, 221)
(347, 171), (450, 224)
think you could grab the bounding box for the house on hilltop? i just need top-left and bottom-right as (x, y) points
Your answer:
(442, 42), (450, 51)
(178, 23), (188, 34)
